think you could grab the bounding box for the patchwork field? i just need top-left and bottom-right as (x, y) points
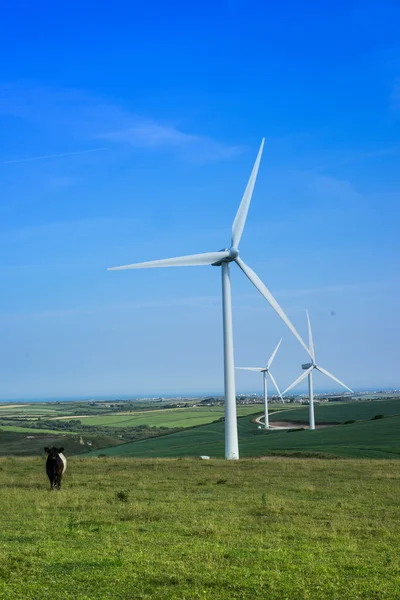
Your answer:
(0, 456), (398, 600)
(53, 405), (265, 428)
(0, 404), (267, 456)
(1, 399), (400, 459)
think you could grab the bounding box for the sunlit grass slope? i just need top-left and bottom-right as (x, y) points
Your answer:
(0, 457), (398, 599)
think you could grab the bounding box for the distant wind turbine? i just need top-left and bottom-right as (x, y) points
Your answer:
(282, 311), (353, 430)
(236, 338), (283, 429)
(108, 139), (312, 460)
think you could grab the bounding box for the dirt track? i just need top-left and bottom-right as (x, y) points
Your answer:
(254, 413), (334, 430)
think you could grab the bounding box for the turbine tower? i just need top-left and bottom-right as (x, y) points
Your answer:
(236, 338), (283, 429)
(108, 139), (312, 459)
(282, 311), (353, 430)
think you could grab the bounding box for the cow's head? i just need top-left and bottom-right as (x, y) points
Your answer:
(44, 446), (64, 458)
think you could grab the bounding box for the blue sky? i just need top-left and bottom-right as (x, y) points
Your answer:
(0, 0), (399, 399)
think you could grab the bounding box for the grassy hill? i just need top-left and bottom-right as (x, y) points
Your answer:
(270, 399), (400, 423)
(0, 456), (398, 599)
(87, 412), (400, 459)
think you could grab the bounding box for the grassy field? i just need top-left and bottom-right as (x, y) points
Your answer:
(270, 399), (400, 423)
(0, 425), (77, 435)
(87, 413), (400, 459)
(52, 405), (265, 428)
(0, 405), (78, 417)
(0, 431), (123, 457)
(0, 457), (398, 599)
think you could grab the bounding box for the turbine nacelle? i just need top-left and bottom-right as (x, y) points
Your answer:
(211, 247), (239, 267)
(302, 362), (314, 370)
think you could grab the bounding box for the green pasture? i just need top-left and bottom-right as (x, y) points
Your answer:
(0, 431), (122, 457)
(0, 457), (398, 599)
(270, 399), (400, 423)
(87, 413), (400, 459)
(0, 425), (77, 435)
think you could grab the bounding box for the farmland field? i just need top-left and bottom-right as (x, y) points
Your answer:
(0, 456), (398, 599)
(87, 412), (400, 459)
(0, 431), (123, 457)
(54, 405), (264, 428)
(2, 399), (400, 460)
(270, 399), (400, 423)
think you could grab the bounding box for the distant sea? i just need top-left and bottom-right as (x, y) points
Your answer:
(0, 393), (224, 404)
(0, 389), (398, 404)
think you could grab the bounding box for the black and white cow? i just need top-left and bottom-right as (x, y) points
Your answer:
(44, 447), (67, 489)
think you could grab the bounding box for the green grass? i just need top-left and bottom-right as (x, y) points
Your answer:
(0, 431), (123, 456)
(54, 405), (262, 428)
(0, 425), (77, 435)
(0, 406), (70, 416)
(271, 399), (400, 423)
(87, 413), (400, 459)
(0, 457), (398, 599)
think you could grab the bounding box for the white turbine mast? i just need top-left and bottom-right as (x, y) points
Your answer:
(108, 139), (312, 459)
(282, 310), (353, 430)
(236, 338), (283, 429)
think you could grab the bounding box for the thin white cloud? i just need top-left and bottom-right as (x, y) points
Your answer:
(1, 280), (394, 322)
(0, 147), (106, 166)
(0, 82), (242, 161)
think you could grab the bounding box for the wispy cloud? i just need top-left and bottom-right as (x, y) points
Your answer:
(1, 280), (394, 322)
(0, 147), (106, 166)
(98, 121), (242, 160)
(0, 82), (242, 161)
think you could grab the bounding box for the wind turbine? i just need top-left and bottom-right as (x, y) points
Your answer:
(108, 139), (312, 460)
(236, 338), (283, 429)
(282, 311), (353, 430)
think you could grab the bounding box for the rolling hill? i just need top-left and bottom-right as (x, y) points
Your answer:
(87, 411), (400, 460)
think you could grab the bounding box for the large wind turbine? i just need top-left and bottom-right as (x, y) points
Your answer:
(236, 338), (283, 429)
(282, 311), (353, 430)
(108, 139), (312, 459)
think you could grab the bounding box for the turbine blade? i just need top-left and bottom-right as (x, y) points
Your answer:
(314, 366), (353, 393)
(268, 371), (283, 400)
(231, 138), (265, 248)
(235, 257), (313, 359)
(282, 367), (313, 395)
(267, 338), (283, 369)
(108, 250), (230, 271)
(236, 367), (265, 371)
(306, 310), (315, 361)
